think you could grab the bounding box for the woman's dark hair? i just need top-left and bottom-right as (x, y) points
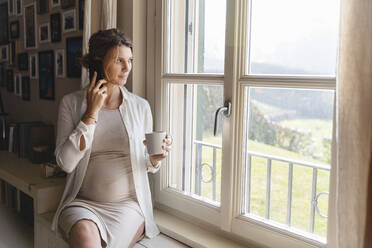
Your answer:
(80, 28), (133, 68)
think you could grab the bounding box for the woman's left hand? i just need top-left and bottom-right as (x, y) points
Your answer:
(143, 134), (172, 167)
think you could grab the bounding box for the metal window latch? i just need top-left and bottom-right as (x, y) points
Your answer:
(213, 100), (231, 136)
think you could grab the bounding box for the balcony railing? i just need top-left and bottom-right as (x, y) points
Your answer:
(194, 140), (330, 234)
(194, 140), (221, 201)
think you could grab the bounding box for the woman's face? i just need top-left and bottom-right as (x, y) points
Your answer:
(103, 45), (133, 86)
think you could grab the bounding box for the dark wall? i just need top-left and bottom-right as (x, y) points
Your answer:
(0, 0), (84, 129)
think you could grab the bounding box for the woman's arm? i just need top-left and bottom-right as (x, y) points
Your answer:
(55, 96), (96, 173)
(55, 74), (108, 173)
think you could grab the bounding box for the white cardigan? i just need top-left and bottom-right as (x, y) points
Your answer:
(51, 86), (160, 238)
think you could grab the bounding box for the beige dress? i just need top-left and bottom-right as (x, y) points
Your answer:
(59, 108), (144, 248)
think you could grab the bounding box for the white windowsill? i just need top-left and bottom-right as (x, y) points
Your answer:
(153, 209), (251, 248)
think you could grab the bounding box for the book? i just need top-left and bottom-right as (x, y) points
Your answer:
(0, 180), (3, 204)
(12, 124), (19, 154)
(8, 124), (15, 152)
(16, 189), (21, 212)
(0, 180), (5, 204)
(4, 182), (8, 206)
(0, 113), (8, 150)
(6, 184), (17, 209)
(20, 191), (34, 226)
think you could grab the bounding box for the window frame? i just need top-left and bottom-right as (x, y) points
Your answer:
(150, 0), (337, 247)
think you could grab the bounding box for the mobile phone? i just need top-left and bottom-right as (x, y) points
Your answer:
(89, 60), (105, 87)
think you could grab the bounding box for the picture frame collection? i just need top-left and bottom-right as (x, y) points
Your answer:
(0, 0), (84, 101)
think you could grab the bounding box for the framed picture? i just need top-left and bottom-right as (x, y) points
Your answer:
(50, 12), (61, 42)
(39, 50), (54, 100)
(66, 36), (82, 78)
(22, 76), (30, 101)
(14, 73), (22, 96)
(55, 49), (65, 77)
(24, 2), (37, 49)
(61, 0), (74, 9)
(8, 41), (16, 66)
(6, 69), (13, 92)
(0, 3), (9, 45)
(15, 0), (21, 15)
(0, 63), (5, 87)
(18, 52), (28, 71)
(62, 9), (76, 32)
(78, 0), (84, 30)
(37, 0), (48, 14)
(10, 21), (19, 39)
(0, 46), (8, 62)
(8, 0), (14, 16)
(29, 54), (38, 79)
(51, 0), (60, 8)
(39, 23), (50, 43)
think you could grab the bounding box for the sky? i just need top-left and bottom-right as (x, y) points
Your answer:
(202, 0), (340, 75)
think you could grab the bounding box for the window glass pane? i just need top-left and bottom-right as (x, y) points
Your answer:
(167, 0), (226, 74)
(167, 83), (223, 205)
(242, 87), (334, 239)
(247, 0), (339, 76)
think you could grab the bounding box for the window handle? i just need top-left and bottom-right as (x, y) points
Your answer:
(213, 100), (231, 136)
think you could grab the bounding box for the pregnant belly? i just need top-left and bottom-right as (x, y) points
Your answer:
(78, 155), (136, 203)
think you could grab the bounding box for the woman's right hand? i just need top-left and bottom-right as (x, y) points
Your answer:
(85, 72), (107, 117)
(80, 72), (107, 149)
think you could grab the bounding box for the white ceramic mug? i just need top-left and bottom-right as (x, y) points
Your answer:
(145, 131), (167, 155)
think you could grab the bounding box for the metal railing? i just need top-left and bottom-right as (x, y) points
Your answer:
(245, 151), (330, 233)
(193, 140), (329, 233)
(194, 140), (221, 201)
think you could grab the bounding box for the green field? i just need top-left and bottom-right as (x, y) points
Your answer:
(197, 136), (330, 238)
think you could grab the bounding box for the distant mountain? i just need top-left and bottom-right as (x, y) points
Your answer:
(201, 60), (334, 120)
(250, 87), (334, 120)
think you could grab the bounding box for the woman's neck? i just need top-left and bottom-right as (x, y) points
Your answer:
(103, 84), (123, 109)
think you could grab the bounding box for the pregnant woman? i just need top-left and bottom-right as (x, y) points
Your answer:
(51, 28), (171, 248)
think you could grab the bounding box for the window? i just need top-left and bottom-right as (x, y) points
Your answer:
(248, 0), (339, 76)
(152, 0), (339, 247)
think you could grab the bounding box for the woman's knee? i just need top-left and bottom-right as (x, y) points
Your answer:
(70, 219), (101, 245)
